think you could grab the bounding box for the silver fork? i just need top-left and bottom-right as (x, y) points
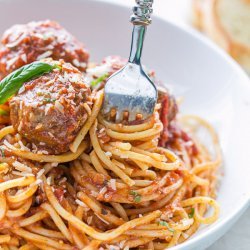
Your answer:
(102, 0), (157, 123)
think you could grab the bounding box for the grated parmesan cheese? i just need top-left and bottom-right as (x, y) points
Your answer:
(69, 86), (75, 94)
(36, 169), (45, 179)
(120, 154), (128, 159)
(6, 56), (19, 70)
(6, 32), (26, 48)
(75, 199), (89, 210)
(37, 150), (49, 155)
(87, 216), (93, 224)
(18, 85), (26, 94)
(17, 121), (23, 132)
(105, 151), (112, 157)
(63, 72), (71, 82)
(13, 160), (32, 173)
(47, 176), (52, 185)
(87, 63), (111, 77)
(19, 100), (23, 110)
(29, 102), (39, 108)
(181, 219), (191, 227)
(3, 140), (16, 150)
(34, 33), (44, 39)
(80, 62), (87, 68)
(32, 143), (38, 152)
(46, 45), (54, 50)
(119, 240), (126, 248)
(45, 104), (52, 115)
(55, 100), (64, 114)
(70, 74), (82, 83)
(58, 75), (66, 84)
(109, 179), (116, 191)
(48, 132), (54, 138)
(37, 51), (53, 60)
(99, 128), (105, 134)
(20, 54), (27, 63)
(58, 177), (67, 185)
(185, 141), (194, 147)
(18, 140), (31, 152)
(72, 59), (80, 67)
(99, 186), (108, 195)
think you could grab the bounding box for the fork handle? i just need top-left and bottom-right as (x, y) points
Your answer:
(129, 0), (153, 64)
(130, 0), (153, 25)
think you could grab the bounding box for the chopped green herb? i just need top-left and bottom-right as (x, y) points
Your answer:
(189, 208), (195, 218)
(129, 190), (137, 196)
(159, 220), (168, 227)
(134, 195), (141, 203)
(0, 147), (5, 158)
(90, 73), (109, 87)
(129, 190), (141, 203)
(44, 98), (56, 103)
(0, 108), (8, 116)
(158, 221), (175, 233)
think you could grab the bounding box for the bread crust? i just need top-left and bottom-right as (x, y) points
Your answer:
(192, 0), (250, 73)
(191, 0), (205, 30)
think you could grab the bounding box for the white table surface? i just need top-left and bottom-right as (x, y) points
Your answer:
(106, 0), (250, 249)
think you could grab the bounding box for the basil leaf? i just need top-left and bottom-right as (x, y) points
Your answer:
(0, 61), (56, 104)
(189, 208), (195, 218)
(90, 73), (109, 87)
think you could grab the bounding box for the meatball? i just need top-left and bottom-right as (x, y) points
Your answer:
(0, 20), (89, 80)
(9, 59), (92, 154)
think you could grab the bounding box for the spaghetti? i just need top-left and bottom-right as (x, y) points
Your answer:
(0, 90), (221, 249)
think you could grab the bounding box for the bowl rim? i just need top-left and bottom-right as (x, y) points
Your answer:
(1, 0), (250, 249)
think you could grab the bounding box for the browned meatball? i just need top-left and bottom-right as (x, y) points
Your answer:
(0, 20), (89, 80)
(9, 60), (92, 154)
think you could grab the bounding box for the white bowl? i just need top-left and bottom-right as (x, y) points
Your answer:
(0, 0), (250, 249)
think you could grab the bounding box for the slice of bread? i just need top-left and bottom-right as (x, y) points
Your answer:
(191, 0), (207, 30)
(192, 0), (250, 73)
